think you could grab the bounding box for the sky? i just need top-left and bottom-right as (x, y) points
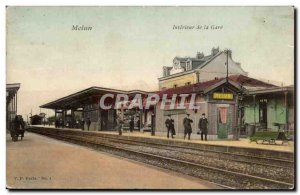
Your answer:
(6, 6), (294, 118)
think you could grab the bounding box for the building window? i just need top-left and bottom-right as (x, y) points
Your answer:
(174, 84), (177, 88)
(185, 82), (191, 86)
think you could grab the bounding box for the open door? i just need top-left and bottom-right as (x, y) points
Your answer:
(217, 106), (230, 139)
(259, 101), (267, 129)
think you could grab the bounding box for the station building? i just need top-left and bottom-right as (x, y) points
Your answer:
(155, 74), (294, 139)
(39, 48), (294, 140)
(155, 48), (294, 139)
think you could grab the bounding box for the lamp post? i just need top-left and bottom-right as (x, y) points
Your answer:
(29, 111), (32, 125)
(151, 112), (155, 136)
(43, 114), (47, 126)
(118, 104), (124, 136)
(253, 95), (256, 134)
(237, 93), (245, 140)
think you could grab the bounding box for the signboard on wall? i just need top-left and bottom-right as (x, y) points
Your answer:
(213, 93), (234, 100)
(163, 109), (187, 116)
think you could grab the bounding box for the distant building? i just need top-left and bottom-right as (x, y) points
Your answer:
(159, 47), (248, 90)
(30, 114), (45, 125)
(6, 83), (20, 130)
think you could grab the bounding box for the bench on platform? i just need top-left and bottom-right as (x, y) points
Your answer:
(250, 131), (289, 144)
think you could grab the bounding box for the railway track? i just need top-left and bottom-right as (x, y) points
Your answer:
(105, 138), (293, 182)
(44, 128), (294, 168)
(28, 128), (294, 189)
(91, 134), (294, 168)
(56, 131), (295, 184)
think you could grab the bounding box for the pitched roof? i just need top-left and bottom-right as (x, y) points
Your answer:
(229, 74), (276, 88)
(159, 51), (223, 80)
(158, 74), (277, 97)
(40, 86), (155, 109)
(158, 77), (226, 97)
(174, 53), (216, 70)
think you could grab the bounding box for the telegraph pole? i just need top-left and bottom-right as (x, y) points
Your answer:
(225, 49), (229, 83)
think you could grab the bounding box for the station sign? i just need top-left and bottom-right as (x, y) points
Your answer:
(212, 92), (234, 100)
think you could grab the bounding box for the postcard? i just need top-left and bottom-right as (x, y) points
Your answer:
(6, 6), (295, 190)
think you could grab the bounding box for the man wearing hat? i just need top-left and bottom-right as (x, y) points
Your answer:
(165, 114), (175, 138)
(198, 113), (208, 141)
(183, 113), (193, 140)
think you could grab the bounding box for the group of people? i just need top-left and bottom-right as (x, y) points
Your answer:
(10, 115), (25, 142)
(54, 118), (65, 128)
(165, 113), (208, 141)
(54, 118), (92, 131)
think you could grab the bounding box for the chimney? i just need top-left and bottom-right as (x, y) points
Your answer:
(211, 47), (220, 55)
(196, 52), (204, 59)
(163, 66), (170, 77)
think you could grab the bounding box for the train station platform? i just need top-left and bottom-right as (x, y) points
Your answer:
(31, 125), (294, 153)
(6, 132), (220, 189)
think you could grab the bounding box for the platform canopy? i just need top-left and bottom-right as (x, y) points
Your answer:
(247, 85), (294, 95)
(40, 86), (151, 110)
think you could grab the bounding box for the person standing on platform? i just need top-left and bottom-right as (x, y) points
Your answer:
(183, 113), (193, 140)
(19, 116), (25, 140)
(129, 116), (134, 132)
(10, 116), (20, 142)
(81, 118), (85, 130)
(59, 118), (63, 128)
(136, 119), (140, 130)
(199, 113), (209, 141)
(165, 114), (175, 138)
(55, 119), (58, 128)
(116, 115), (124, 135)
(86, 118), (91, 131)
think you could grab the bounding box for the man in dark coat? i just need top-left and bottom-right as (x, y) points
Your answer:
(59, 118), (64, 128)
(81, 119), (85, 130)
(136, 119), (140, 129)
(129, 116), (134, 132)
(19, 116), (25, 140)
(165, 114), (175, 138)
(10, 116), (20, 142)
(199, 113), (209, 141)
(183, 113), (193, 140)
(116, 115), (124, 135)
(86, 118), (91, 131)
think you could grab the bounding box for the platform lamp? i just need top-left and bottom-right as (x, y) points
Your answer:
(151, 112), (155, 136)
